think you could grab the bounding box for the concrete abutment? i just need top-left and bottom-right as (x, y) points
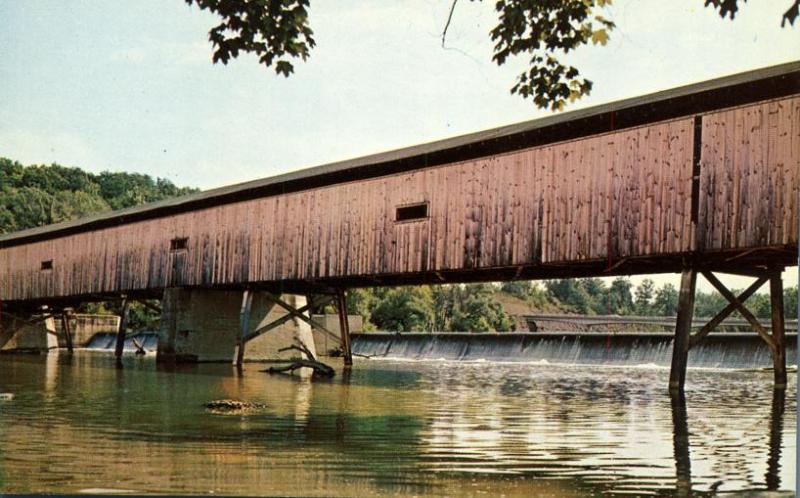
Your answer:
(0, 312), (58, 354)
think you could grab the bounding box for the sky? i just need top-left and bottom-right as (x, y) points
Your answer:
(0, 0), (798, 293)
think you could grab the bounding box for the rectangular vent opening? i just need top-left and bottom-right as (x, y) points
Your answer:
(396, 203), (428, 222)
(170, 237), (188, 251)
(41, 260), (53, 271)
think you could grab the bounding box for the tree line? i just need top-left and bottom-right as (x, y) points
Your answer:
(344, 278), (798, 332)
(0, 157), (197, 234)
(2, 158), (796, 332)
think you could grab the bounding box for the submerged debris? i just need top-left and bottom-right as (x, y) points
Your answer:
(0, 393), (14, 401)
(204, 399), (266, 414)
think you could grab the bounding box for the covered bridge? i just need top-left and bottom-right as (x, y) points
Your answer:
(1, 62), (798, 389)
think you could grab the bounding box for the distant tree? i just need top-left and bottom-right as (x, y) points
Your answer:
(184, 0), (799, 110)
(500, 280), (551, 310)
(0, 157), (198, 234)
(370, 286), (435, 332)
(545, 279), (593, 314)
(634, 278), (656, 315)
(606, 277), (634, 315)
(785, 286), (798, 319)
(345, 288), (378, 331)
(449, 284), (515, 332)
(653, 283), (679, 316)
(50, 191), (111, 224)
(431, 285), (456, 331)
(694, 290), (729, 318)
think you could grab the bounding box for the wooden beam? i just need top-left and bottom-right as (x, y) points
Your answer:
(61, 311), (74, 353)
(701, 271), (776, 351)
(114, 297), (129, 359)
(337, 289), (353, 367)
(688, 276), (768, 349)
(669, 269), (696, 392)
(136, 300), (162, 314)
(770, 274), (786, 389)
(244, 294), (336, 343)
(235, 290), (253, 366)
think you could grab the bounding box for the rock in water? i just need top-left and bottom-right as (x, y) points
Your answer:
(204, 399), (266, 414)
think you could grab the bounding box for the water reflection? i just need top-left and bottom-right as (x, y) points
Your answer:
(766, 388), (785, 491)
(0, 353), (794, 496)
(670, 387), (787, 496)
(671, 390), (692, 497)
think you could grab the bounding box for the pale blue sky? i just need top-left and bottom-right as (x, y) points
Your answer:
(1, 0), (798, 292)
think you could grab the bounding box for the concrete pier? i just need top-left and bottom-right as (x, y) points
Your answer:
(0, 313), (58, 353)
(310, 314), (362, 356)
(157, 288), (317, 363)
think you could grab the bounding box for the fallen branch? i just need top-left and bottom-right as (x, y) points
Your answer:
(265, 359), (335, 378)
(265, 341), (335, 378)
(131, 337), (146, 355)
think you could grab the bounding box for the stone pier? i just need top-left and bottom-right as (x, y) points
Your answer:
(0, 312), (58, 353)
(156, 288), (317, 363)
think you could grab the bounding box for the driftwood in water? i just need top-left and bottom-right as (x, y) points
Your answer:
(131, 337), (146, 355)
(263, 342), (336, 378)
(266, 359), (335, 377)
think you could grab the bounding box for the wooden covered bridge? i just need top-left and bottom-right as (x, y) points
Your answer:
(1, 62), (798, 390)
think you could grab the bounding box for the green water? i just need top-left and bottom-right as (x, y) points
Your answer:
(0, 352), (794, 496)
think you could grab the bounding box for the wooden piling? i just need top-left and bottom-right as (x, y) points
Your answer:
(336, 290), (353, 367)
(235, 289), (253, 367)
(61, 310), (73, 353)
(769, 273), (787, 389)
(114, 297), (129, 359)
(669, 269), (696, 391)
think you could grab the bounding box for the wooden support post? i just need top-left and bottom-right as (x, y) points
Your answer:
(688, 276), (768, 349)
(255, 294), (339, 344)
(336, 289), (353, 367)
(61, 310), (74, 353)
(669, 269), (696, 392)
(114, 297), (129, 359)
(235, 289), (253, 367)
(769, 273), (787, 389)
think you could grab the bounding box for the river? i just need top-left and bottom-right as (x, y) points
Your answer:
(0, 351), (794, 496)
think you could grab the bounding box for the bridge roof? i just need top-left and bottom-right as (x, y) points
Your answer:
(2, 61), (798, 248)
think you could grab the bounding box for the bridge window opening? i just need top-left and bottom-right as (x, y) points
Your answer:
(396, 202), (428, 222)
(170, 237), (188, 252)
(40, 260), (53, 271)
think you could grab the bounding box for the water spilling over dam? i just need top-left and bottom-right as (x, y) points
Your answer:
(352, 332), (799, 370)
(85, 332), (159, 352)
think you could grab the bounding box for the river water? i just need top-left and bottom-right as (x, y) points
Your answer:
(0, 351), (794, 496)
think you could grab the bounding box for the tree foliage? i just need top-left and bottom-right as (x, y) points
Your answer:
(485, 0), (614, 110)
(185, 0), (798, 110)
(0, 157), (197, 234)
(185, 0), (315, 76)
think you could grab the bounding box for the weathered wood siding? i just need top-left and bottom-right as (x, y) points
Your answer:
(698, 96), (800, 251)
(0, 96), (797, 301)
